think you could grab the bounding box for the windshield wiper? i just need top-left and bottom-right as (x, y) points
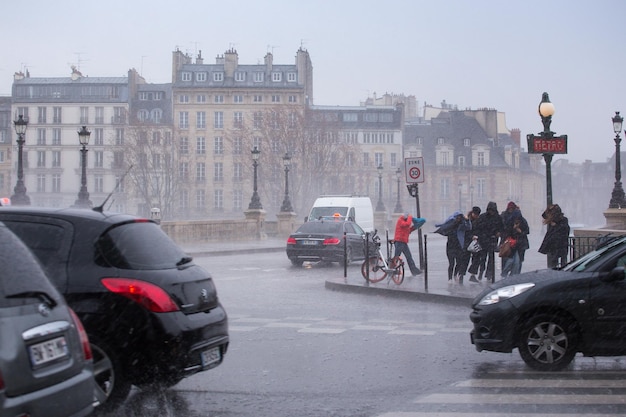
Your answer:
(7, 291), (57, 308)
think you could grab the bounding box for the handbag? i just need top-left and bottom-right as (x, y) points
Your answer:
(498, 237), (517, 258)
(467, 240), (482, 253)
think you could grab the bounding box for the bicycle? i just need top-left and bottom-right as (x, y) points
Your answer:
(360, 229), (405, 285)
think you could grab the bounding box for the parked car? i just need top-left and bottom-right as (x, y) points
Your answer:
(0, 222), (94, 417)
(286, 218), (371, 266)
(0, 207), (229, 411)
(470, 235), (626, 371)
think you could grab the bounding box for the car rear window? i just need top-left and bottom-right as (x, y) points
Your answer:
(297, 222), (342, 234)
(96, 221), (188, 270)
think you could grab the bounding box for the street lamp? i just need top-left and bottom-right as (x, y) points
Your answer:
(394, 167), (403, 213)
(248, 146), (263, 210)
(458, 182), (462, 211)
(74, 126), (92, 208)
(470, 185), (474, 208)
(11, 115), (30, 205)
(280, 152), (294, 212)
(375, 164), (385, 212)
(609, 111), (625, 209)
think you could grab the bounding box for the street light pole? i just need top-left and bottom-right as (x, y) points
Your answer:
(11, 115), (30, 205)
(538, 93), (556, 207)
(609, 111), (625, 209)
(375, 164), (385, 212)
(248, 146), (263, 210)
(394, 167), (403, 213)
(280, 152), (294, 212)
(74, 126), (92, 208)
(458, 182), (462, 211)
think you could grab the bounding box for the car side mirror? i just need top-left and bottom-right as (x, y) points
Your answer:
(601, 266), (626, 283)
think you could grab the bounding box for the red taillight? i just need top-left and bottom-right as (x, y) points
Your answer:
(323, 237), (341, 245)
(0, 368), (4, 390)
(101, 278), (179, 313)
(287, 237), (296, 245)
(69, 308), (92, 361)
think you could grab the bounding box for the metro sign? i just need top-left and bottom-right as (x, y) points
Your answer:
(526, 134), (568, 154)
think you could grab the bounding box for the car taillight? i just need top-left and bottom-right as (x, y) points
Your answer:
(101, 278), (180, 313)
(287, 237), (296, 245)
(0, 369), (4, 390)
(69, 308), (93, 361)
(323, 237), (341, 245)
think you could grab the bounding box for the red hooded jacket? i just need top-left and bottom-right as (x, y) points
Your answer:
(394, 215), (414, 243)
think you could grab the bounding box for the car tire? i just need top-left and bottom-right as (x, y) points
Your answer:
(518, 314), (578, 371)
(290, 258), (304, 267)
(91, 339), (132, 411)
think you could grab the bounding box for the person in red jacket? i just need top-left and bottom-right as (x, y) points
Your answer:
(393, 213), (422, 276)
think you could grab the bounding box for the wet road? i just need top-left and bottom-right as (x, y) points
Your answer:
(95, 251), (626, 417)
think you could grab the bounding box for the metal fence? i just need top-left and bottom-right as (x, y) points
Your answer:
(568, 233), (625, 261)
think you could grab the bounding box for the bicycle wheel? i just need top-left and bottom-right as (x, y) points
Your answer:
(361, 255), (386, 283)
(389, 256), (405, 285)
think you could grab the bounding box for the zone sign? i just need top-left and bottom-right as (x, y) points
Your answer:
(404, 157), (424, 183)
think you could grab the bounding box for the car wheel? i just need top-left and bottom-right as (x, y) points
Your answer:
(290, 258), (304, 267)
(518, 314), (578, 371)
(91, 340), (132, 411)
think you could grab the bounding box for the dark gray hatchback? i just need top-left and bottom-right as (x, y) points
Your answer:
(0, 222), (94, 416)
(0, 207), (229, 411)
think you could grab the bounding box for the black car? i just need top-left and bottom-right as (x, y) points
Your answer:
(470, 235), (626, 371)
(286, 218), (370, 266)
(0, 222), (94, 417)
(0, 207), (229, 411)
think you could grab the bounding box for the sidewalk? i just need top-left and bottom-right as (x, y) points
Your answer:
(180, 233), (550, 307)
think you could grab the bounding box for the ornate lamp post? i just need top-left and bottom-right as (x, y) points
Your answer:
(458, 182), (463, 211)
(280, 152), (294, 212)
(11, 115), (30, 205)
(393, 167), (403, 213)
(74, 126), (92, 208)
(248, 146), (263, 210)
(375, 164), (385, 212)
(609, 111), (625, 209)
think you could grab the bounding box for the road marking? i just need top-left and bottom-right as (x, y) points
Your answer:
(415, 393), (626, 405)
(455, 378), (626, 388)
(298, 328), (346, 334)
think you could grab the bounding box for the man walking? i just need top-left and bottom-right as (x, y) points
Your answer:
(394, 213), (422, 276)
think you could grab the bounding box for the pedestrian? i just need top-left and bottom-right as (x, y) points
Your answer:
(500, 202), (530, 277)
(538, 203), (570, 269)
(467, 201), (503, 283)
(463, 206), (482, 282)
(393, 212), (422, 276)
(435, 211), (471, 284)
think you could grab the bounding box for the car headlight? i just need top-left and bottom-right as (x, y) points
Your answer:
(477, 283), (535, 306)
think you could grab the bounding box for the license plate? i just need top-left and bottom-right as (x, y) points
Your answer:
(29, 336), (68, 367)
(302, 240), (318, 245)
(201, 347), (221, 367)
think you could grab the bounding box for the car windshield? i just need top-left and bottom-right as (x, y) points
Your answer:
(563, 237), (626, 272)
(96, 221), (188, 270)
(297, 222), (343, 234)
(309, 207), (348, 220)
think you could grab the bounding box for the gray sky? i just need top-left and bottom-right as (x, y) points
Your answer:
(2, 0), (624, 163)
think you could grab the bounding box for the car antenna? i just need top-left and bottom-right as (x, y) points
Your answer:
(92, 164), (133, 213)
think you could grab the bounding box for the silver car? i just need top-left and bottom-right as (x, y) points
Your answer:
(0, 223), (94, 417)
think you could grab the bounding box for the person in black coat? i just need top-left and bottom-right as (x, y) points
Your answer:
(538, 204), (570, 268)
(467, 201), (503, 283)
(500, 202), (530, 277)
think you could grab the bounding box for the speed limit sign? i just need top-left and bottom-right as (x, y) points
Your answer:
(404, 157), (424, 183)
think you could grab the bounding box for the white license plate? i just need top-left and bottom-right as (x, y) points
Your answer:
(29, 336), (68, 367)
(302, 240), (318, 245)
(201, 347), (221, 367)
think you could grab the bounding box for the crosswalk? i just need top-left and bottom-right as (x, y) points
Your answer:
(377, 363), (626, 416)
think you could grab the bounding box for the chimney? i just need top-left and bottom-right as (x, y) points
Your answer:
(224, 48), (238, 78)
(264, 52), (273, 72)
(196, 50), (203, 65)
(511, 128), (521, 147)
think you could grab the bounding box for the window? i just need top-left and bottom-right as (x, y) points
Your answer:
(437, 137), (445, 145)
(477, 178), (486, 197)
(179, 162), (188, 179)
(364, 113), (378, 122)
(113, 152), (124, 168)
(196, 137), (206, 154)
(196, 72), (207, 82)
(37, 129), (46, 145)
(180, 137), (189, 154)
(210, 189), (223, 210)
(254, 72), (264, 82)
(213, 72), (224, 81)
(53, 107), (62, 123)
(37, 151), (46, 168)
(37, 174), (46, 192)
(477, 151), (485, 166)
(375, 153), (383, 168)
(151, 109), (163, 124)
(459, 156), (465, 167)
(196, 163), (206, 181)
(379, 113), (393, 122)
(214, 162), (223, 181)
(272, 72), (282, 82)
(80, 107), (89, 124)
(253, 112), (262, 129)
(233, 189), (243, 210)
(233, 112), (243, 128)
(94, 128), (103, 145)
(52, 174), (60, 193)
(464, 138), (471, 147)
(181, 72), (191, 81)
(287, 72), (296, 82)
(234, 162), (243, 180)
(253, 95), (263, 102)
(197, 94), (206, 103)
(196, 111), (206, 129)
(95, 151), (103, 168)
(137, 109), (149, 122)
(196, 189), (205, 208)
(95, 175), (104, 193)
(233, 95), (243, 103)
(214, 137), (224, 155)
(390, 153), (397, 167)
(179, 95), (189, 103)
(252, 137), (261, 151)
(288, 95), (297, 103)
(214, 95), (224, 103)
(139, 92), (149, 100)
(179, 111), (189, 129)
(288, 112), (297, 128)
(235, 72), (245, 82)
(416, 136), (423, 145)
(271, 95), (280, 103)
(52, 151), (61, 167)
(95, 107), (104, 124)
(363, 152), (370, 167)
(214, 112), (223, 128)
(38, 107), (47, 124)
(440, 178), (450, 198)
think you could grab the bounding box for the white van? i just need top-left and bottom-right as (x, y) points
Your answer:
(307, 195), (374, 232)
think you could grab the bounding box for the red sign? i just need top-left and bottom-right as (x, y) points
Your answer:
(526, 135), (568, 154)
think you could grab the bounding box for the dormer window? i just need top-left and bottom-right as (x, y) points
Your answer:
(272, 72), (282, 82)
(213, 72), (224, 82)
(235, 72), (246, 81)
(196, 72), (207, 82)
(464, 138), (471, 147)
(287, 72), (297, 82)
(181, 72), (191, 82)
(437, 137), (445, 145)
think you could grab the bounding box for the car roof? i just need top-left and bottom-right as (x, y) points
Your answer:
(0, 206), (147, 226)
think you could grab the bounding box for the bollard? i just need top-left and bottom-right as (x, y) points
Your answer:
(364, 232), (370, 285)
(424, 234), (428, 291)
(343, 231), (347, 278)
